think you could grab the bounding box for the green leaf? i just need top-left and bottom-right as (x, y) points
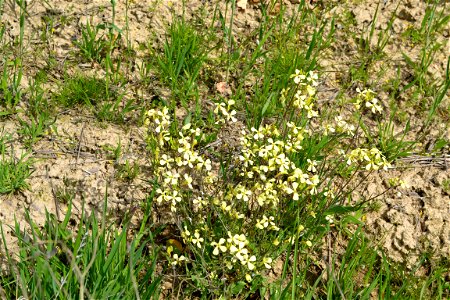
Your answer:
(340, 215), (364, 226)
(231, 281), (246, 295)
(325, 205), (360, 215)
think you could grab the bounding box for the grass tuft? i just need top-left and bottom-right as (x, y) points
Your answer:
(0, 136), (33, 194)
(54, 75), (112, 108)
(1, 199), (161, 299)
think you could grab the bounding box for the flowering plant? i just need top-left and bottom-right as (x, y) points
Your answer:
(145, 69), (390, 295)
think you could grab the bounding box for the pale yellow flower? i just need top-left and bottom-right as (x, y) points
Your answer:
(211, 238), (227, 255)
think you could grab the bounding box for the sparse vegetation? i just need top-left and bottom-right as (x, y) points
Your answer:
(53, 75), (112, 108)
(0, 136), (33, 194)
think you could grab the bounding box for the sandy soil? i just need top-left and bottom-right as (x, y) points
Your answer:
(353, 165), (449, 267)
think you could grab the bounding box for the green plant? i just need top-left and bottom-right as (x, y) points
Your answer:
(0, 0), (26, 116)
(54, 185), (75, 205)
(73, 21), (108, 63)
(143, 70), (391, 297)
(402, 2), (450, 46)
(358, 2), (398, 60)
(304, 227), (450, 299)
(155, 17), (207, 106)
(104, 139), (122, 162)
(443, 179), (450, 193)
(96, 93), (137, 124)
(17, 79), (53, 147)
(53, 73), (134, 124)
(115, 160), (140, 182)
(18, 114), (53, 149)
(400, 2), (449, 101)
(27, 77), (52, 118)
(53, 75), (113, 108)
(40, 10), (70, 44)
(0, 136), (33, 194)
(366, 116), (415, 161)
(225, 1), (335, 127)
(1, 200), (161, 299)
(53, 177), (78, 205)
(0, 57), (23, 115)
(422, 56), (449, 129)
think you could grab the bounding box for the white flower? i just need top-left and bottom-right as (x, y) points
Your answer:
(171, 254), (187, 266)
(183, 173), (193, 189)
(263, 257), (273, 269)
(307, 159), (318, 173)
(211, 238), (227, 255)
(159, 154), (173, 166)
(291, 69), (306, 84)
(191, 230), (204, 248)
(365, 98), (382, 114)
(325, 215), (334, 223)
(246, 255), (256, 270)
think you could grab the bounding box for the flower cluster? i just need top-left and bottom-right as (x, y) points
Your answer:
(145, 107), (171, 146)
(288, 70), (319, 118)
(209, 231), (274, 282)
(214, 99), (238, 124)
(151, 122), (213, 212)
(236, 122), (322, 206)
(144, 100), (276, 281)
(144, 98), (321, 281)
(320, 116), (357, 137)
(346, 147), (391, 171)
(334, 116), (356, 136)
(354, 88), (383, 114)
(167, 246), (188, 267)
(255, 215), (279, 231)
(144, 68), (395, 290)
(180, 227), (270, 282)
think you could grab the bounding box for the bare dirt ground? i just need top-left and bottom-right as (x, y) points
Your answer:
(357, 165), (449, 267)
(0, 0), (449, 274)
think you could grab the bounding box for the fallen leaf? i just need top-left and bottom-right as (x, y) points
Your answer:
(167, 239), (185, 252)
